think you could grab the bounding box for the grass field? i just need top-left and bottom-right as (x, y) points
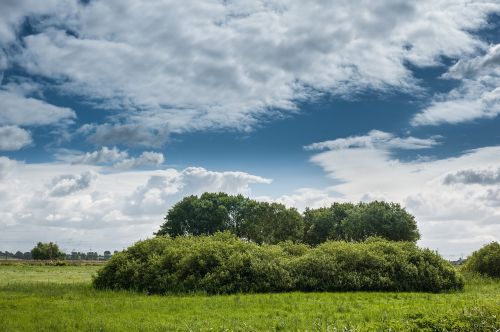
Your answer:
(0, 264), (499, 331)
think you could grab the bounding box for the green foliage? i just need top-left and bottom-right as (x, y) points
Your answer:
(156, 192), (304, 244)
(463, 242), (500, 278)
(93, 233), (462, 294)
(303, 203), (354, 245)
(303, 201), (420, 244)
(30, 242), (66, 260)
(158, 194), (420, 246)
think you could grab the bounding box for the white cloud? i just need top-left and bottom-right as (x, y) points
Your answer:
(0, 156), (16, 180)
(304, 130), (440, 151)
(0, 158), (271, 252)
(412, 43), (500, 126)
(0, 89), (75, 126)
(55, 146), (165, 170)
(48, 171), (96, 197)
(0, 0), (73, 45)
(306, 132), (500, 257)
(113, 152), (164, 170)
(127, 167), (271, 215)
(0, 0), (494, 145)
(0, 125), (32, 150)
(59, 146), (128, 164)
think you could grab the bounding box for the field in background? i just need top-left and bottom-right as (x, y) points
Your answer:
(0, 264), (499, 331)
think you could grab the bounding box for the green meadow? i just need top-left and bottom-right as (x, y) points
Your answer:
(0, 264), (499, 331)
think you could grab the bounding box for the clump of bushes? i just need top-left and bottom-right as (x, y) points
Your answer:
(93, 233), (463, 294)
(463, 242), (500, 278)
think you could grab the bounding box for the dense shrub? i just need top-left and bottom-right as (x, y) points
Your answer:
(463, 242), (500, 278)
(93, 233), (463, 294)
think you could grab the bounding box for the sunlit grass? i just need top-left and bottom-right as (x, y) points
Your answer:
(0, 265), (498, 331)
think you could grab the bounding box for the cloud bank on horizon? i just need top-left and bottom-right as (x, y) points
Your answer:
(0, 0), (499, 256)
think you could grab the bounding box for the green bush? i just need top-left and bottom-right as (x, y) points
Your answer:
(30, 242), (65, 260)
(93, 233), (463, 294)
(463, 242), (500, 278)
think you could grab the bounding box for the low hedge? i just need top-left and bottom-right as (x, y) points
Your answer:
(93, 233), (463, 294)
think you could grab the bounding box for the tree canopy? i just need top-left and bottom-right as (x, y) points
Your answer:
(156, 193), (420, 245)
(31, 242), (65, 260)
(156, 192), (303, 244)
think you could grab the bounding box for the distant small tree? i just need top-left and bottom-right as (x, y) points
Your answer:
(14, 251), (24, 259)
(103, 251), (112, 260)
(31, 242), (65, 260)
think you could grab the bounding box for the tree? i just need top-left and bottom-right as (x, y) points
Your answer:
(156, 193), (248, 237)
(156, 193), (304, 244)
(341, 201), (420, 242)
(241, 201), (304, 244)
(303, 203), (354, 245)
(31, 242), (65, 260)
(14, 251), (24, 259)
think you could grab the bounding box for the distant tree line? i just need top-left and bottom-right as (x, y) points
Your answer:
(0, 251), (32, 260)
(1, 243), (117, 261)
(156, 192), (420, 245)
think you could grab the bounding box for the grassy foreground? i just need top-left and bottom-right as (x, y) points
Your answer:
(0, 265), (499, 331)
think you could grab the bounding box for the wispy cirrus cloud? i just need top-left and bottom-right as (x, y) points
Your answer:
(412, 43), (500, 126)
(304, 130), (440, 151)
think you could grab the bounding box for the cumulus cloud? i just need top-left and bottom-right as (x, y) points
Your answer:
(0, 0), (73, 45)
(304, 130), (439, 151)
(0, 125), (32, 150)
(444, 168), (500, 185)
(56, 146), (165, 170)
(0, 0), (495, 144)
(48, 171), (96, 197)
(412, 43), (500, 126)
(0, 159), (271, 251)
(128, 167), (271, 215)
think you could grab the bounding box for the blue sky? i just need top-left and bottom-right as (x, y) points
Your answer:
(1, 1), (499, 256)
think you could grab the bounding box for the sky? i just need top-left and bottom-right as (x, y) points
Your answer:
(1, 0), (499, 258)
